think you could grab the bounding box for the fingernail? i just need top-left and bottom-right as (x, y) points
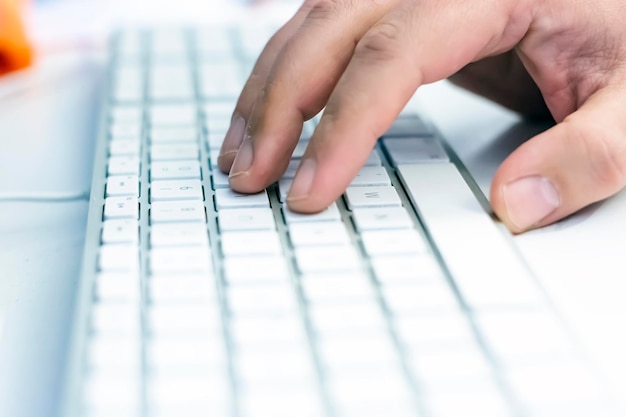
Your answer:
(229, 137), (254, 178)
(288, 158), (317, 201)
(503, 176), (560, 230)
(220, 113), (246, 156)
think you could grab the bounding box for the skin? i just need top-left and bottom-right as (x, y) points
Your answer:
(220, 0), (626, 233)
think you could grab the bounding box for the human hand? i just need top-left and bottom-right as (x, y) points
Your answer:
(219, 0), (626, 233)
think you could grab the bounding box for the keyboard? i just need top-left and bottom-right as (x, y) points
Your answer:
(65, 25), (621, 417)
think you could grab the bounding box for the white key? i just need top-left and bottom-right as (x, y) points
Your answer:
(350, 166), (391, 187)
(95, 272), (141, 301)
(111, 106), (142, 124)
(150, 247), (212, 274)
(84, 376), (140, 409)
(228, 285), (297, 314)
(211, 169), (230, 189)
(91, 304), (140, 334)
(288, 222), (351, 247)
(302, 273), (375, 303)
(205, 117), (230, 133)
(427, 385), (510, 417)
(223, 257), (289, 283)
(148, 377), (228, 408)
(397, 164), (544, 309)
(291, 141), (308, 159)
(148, 338), (225, 368)
(208, 149), (221, 166)
(207, 131), (226, 150)
(150, 144), (199, 161)
(110, 123), (141, 140)
(218, 208), (275, 231)
(150, 104), (197, 126)
(231, 316), (307, 346)
(320, 337), (398, 369)
(150, 223), (209, 247)
(372, 256), (443, 285)
(382, 283), (460, 313)
(360, 229), (428, 256)
(106, 175), (140, 197)
(108, 156), (140, 176)
(149, 275), (216, 302)
(150, 201), (206, 223)
(310, 303), (386, 334)
(239, 389), (325, 417)
(101, 219), (139, 244)
(238, 350), (315, 381)
(109, 139), (141, 157)
(345, 186), (402, 209)
(383, 137), (449, 165)
(329, 371), (413, 406)
(295, 246), (362, 274)
(283, 203), (341, 223)
(150, 180), (204, 202)
(363, 152), (382, 166)
(384, 115), (431, 137)
(150, 126), (197, 143)
(99, 244), (139, 272)
(352, 207), (413, 231)
(395, 314), (476, 349)
(220, 231), (282, 256)
(104, 196), (139, 220)
(148, 305), (221, 334)
(151, 161), (201, 180)
(214, 189), (269, 209)
(203, 102), (235, 119)
(277, 178), (293, 202)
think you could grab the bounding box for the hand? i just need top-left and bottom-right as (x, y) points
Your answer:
(219, 0), (626, 233)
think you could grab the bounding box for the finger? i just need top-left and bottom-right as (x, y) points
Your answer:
(287, 0), (528, 212)
(491, 85), (626, 233)
(217, 4), (309, 172)
(227, 0), (398, 193)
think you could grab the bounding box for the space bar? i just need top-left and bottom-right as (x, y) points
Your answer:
(397, 163), (541, 309)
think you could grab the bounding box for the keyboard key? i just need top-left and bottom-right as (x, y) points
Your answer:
(281, 159), (300, 179)
(101, 219), (139, 244)
(150, 126), (198, 143)
(210, 168), (230, 189)
(383, 282), (460, 313)
(106, 175), (140, 197)
(277, 178), (293, 202)
(372, 256), (443, 285)
(147, 377), (228, 409)
(345, 186), (402, 209)
(149, 274), (216, 302)
(231, 316), (307, 346)
(95, 272), (141, 301)
(150, 144), (199, 161)
(409, 345), (492, 380)
(150, 247), (212, 274)
(151, 160), (201, 180)
(109, 139), (141, 157)
(350, 166), (391, 187)
(223, 257), (289, 283)
(383, 137), (449, 165)
(310, 303), (386, 334)
(148, 305), (221, 334)
(395, 314), (476, 349)
(110, 123), (142, 140)
(361, 229), (428, 256)
(108, 156), (140, 176)
(150, 201), (206, 223)
(150, 180), (204, 202)
(227, 285), (297, 314)
(397, 164), (544, 309)
(111, 106), (142, 124)
(220, 231), (282, 256)
(283, 203), (341, 223)
(148, 338), (225, 369)
(302, 273), (375, 303)
(218, 208), (275, 231)
(91, 304), (141, 334)
(99, 244), (139, 272)
(237, 350), (316, 381)
(294, 246), (362, 274)
(319, 337), (399, 370)
(150, 104), (197, 126)
(150, 223), (209, 247)
(104, 196), (139, 220)
(363, 151), (382, 166)
(383, 114), (431, 137)
(352, 207), (413, 231)
(214, 189), (269, 209)
(288, 222), (351, 247)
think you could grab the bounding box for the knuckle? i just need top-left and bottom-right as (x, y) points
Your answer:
(568, 118), (626, 190)
(303, 0), (346, 21)
(354, 21), (403, 63)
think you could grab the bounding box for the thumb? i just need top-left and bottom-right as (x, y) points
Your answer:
(491, 86), (626, 233)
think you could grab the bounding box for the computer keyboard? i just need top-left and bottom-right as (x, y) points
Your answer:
(65, 25), (621, 417)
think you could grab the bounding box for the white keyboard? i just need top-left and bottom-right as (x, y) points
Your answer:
(65, 26), (621, 417)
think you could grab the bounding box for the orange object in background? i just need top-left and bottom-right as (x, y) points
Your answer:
(0, 0), (32, 75)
